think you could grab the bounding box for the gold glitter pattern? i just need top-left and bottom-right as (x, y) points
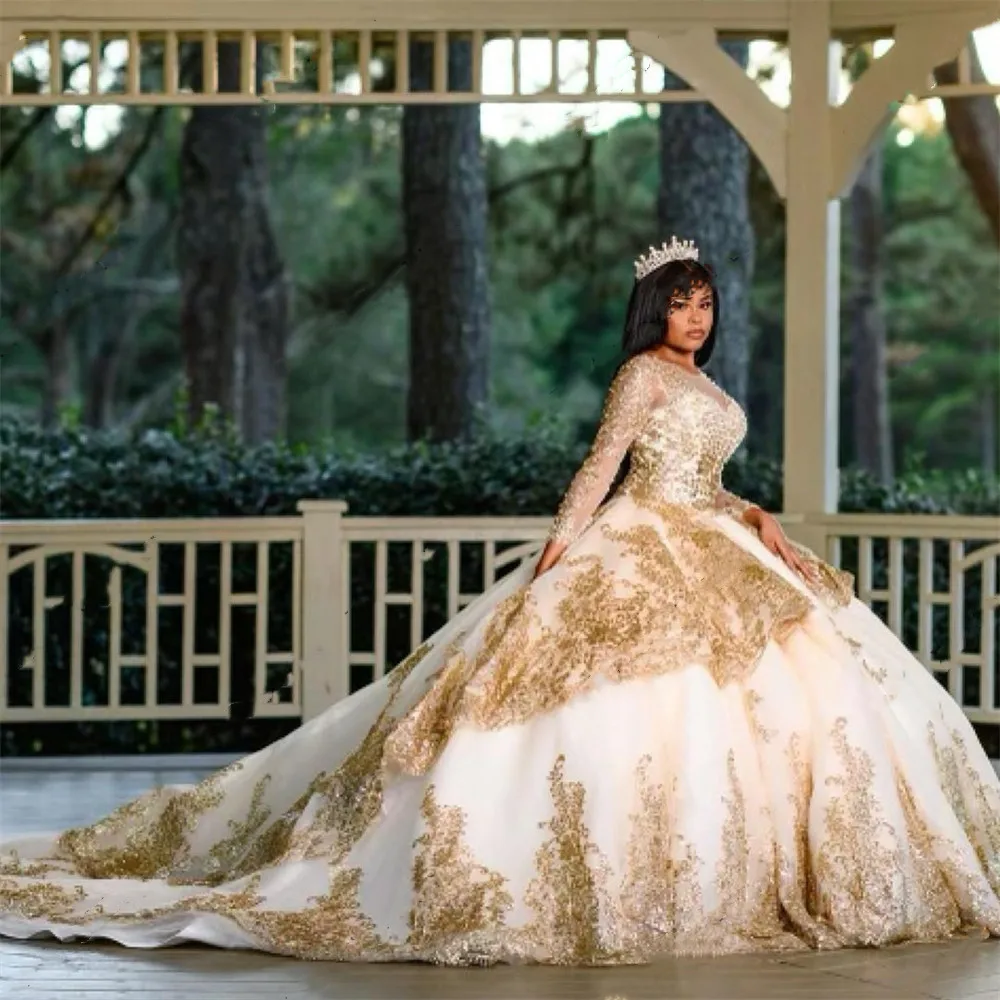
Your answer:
(55, 764), (234, 879)
(56, 642), (437, 891)
(929, 724), (1000, 895)
(227, 639), (436, 874)
(196, 775), (274, 882)
(778, 732), (842, 949)
(815, 718), (907, 943)
(548, 354), (660, 545)
(0, 854), (60, 878)
(523, 755), (620, 964)
(620, 757), (703, 951)
(2, 365), (999, 963)
(384, 597), (529, 775)
(546, 351), (853, 610)
(549, 355), (754, 545)
(0, 880), (86, 920)
(407, 785), (513, 952)
(401, 515), (814, 746)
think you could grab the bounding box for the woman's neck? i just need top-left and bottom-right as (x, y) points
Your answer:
(648, 346), (699, 374)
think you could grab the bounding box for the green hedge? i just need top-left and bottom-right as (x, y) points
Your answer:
(1, 416), (997, 758)
(3, 413), (998, 521)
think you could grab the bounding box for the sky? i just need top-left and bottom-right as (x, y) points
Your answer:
(14, 24), (1000, 149)
(478, 28), (1000, 144)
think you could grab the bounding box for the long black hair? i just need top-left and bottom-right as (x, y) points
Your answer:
(621, 257), (720, 367)
(600, 255), (721, 500)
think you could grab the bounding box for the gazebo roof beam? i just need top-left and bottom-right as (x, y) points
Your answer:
(3, 1), (996, 34)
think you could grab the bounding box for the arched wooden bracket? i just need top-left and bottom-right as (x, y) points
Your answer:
(829, 11), (992, 197)
(628, 26), (788, 198)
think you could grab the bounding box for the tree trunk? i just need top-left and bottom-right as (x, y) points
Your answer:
(84, 299), (147, 428)
(847, 143), (893, 484)
(658, 42), (754, 407)
(402, 38), (491, 443)
(935, 41), (1000, 245)
(177, 42), (289, 442)
(39, 321), (72, 427)
(982, 385), (998, 478)
(83, 335), (123, 428)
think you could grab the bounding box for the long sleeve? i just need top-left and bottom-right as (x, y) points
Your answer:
(714, 485), (757, 522)
(548, 357), (654, 546)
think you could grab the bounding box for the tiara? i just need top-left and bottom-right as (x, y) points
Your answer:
(634, 236), (699, 280)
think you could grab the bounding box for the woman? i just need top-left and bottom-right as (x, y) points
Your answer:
(1, 238), (998, 964)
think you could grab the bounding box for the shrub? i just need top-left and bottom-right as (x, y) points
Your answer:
(1, 416), (996, 757)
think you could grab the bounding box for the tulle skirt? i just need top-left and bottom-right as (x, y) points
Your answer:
(1, 497), (998, 964)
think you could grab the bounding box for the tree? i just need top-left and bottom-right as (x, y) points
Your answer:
(934, 39), (1000, 246)
(402, 38), (491, 442)
(177, 41), (290, 442)
(845, 45), (892, 485)
(846, 143), (893, 484)
(3, 53), (995, 473)
(881, 122), (999, 474)
(657, 42), (755, 407)
(1, 93), (168, 426)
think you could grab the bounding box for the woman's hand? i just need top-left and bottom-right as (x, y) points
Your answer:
(532, 540), (567, 580)
(744, 507), (817, 583)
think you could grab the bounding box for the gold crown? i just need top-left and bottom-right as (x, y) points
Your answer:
(634, 236), (699, 280)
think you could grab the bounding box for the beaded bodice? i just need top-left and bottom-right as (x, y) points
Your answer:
(623, 358), (747, 506)
(548, 353), (749, 544)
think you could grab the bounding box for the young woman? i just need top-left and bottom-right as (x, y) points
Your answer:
(2, 238), (998, 965)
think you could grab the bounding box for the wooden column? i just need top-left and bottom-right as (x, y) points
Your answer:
(782, 0), (841, 529)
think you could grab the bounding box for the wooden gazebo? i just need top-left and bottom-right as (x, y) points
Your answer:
(1, 3), (998, 730)
(3, 0), (996, 539)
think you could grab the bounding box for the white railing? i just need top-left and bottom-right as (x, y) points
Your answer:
(0, 514), (306, 721)
(1, 504), (998, 728)
(2, 25), (996, 106)
(809, 514), (1000, 726)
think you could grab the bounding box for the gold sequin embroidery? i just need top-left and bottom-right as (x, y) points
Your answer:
(407, 785), (513, 951)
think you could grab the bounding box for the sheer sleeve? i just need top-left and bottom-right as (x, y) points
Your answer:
(714, 485), (758, 522)
(548, 356), (656, 546)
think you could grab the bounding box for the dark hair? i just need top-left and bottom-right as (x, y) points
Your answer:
(599, 257), (720, 501)
(621, 258), (719, 368)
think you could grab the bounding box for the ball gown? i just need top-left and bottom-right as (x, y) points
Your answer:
(1, 352), (998, 964)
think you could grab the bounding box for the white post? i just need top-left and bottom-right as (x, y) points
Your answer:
(297, 499), (349, 721)
(782, 0), (840, 555)
(0, 24), (22, 96)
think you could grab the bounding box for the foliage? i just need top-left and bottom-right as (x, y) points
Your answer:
(877, 120), (1000, 473)
(3, 74), (997, 471)
(3, 410), (997, 523)
(2, 415), (996, 757)
(2, 45), (998, 757)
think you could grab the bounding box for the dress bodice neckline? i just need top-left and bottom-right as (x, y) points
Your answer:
(645, 352), (734, 413)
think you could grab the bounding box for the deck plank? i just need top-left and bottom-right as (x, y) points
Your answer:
(1, 763), (997, 1000)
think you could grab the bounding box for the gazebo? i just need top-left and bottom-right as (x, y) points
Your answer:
(0, 2), (998, 723)
(1, 5), (1000, 994)
(3, 0), (997, 527)
(0, 0), (1000, 724)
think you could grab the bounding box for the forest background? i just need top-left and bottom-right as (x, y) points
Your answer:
(0, 33), (997, 495)
(1, 32), (998, 755)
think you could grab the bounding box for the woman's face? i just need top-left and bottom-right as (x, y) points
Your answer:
(664, 282), (713, 354)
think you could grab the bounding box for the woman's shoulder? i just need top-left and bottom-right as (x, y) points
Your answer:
(614, 351), (659, 381)
(609, 352), (669, 405)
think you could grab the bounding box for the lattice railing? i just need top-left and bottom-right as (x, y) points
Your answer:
(819, 515), (1000, 725)
(339, 517), (546, 691)
(2, 518), (304, 721)
(1, 24), (996, 106)
(1, 28), (709, 105)
(1, 506), (998, 728)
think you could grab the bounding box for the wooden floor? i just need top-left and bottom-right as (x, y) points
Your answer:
(2, 758), (998, 1000)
